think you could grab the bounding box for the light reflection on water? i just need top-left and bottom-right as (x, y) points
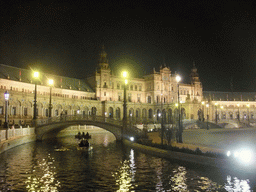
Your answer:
(25, 154), (60, 191)
(0, 132), (255, 191)
(225, 175), (251, 192)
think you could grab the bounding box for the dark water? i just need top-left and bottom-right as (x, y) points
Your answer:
(0, 132), (255, 191)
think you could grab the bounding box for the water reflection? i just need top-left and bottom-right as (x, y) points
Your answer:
(1, 133), (255, 191)
(170, 166), (188, 191)
(25, 154), (60, 191)
(155, 162), (164, 192)
(225, 175), (251, 192)
(169, 166), (224, 191)
(113, 149), (136, 192)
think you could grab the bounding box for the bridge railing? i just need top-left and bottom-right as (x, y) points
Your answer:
(35, 115), (124, 127)
(34, 114), (146, 137)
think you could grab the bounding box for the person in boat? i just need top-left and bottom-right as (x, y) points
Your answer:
(85, 132), (90, 139)
(75, 131), (82, 139)
(79, 138), (89, 147)
(84, 139), (89, 147)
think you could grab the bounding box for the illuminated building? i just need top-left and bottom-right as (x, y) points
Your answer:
(0, 46), (252, 128)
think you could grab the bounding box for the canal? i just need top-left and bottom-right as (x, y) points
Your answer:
(0, 131), (255, 191)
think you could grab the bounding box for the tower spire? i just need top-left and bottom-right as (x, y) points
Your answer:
(190, 62), (200, 83)
(98, 45), (109, 70)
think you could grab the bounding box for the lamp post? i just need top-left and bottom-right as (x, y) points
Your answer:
(247, 104), (250, 126)
(215, 103), (218, 124)
(4, 91), (9, 134)
(33, 71), (39, 120)
(161, 93), (164, 146)
(48, 79), (54, 118)
(201, 101), (205, 122)
(237, 104), (240, 123)
(122, 71), (128, 141)
(206, 104), (209, 130)
(176, 75), (182, 143)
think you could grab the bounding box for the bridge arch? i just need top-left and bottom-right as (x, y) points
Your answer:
(35, 115), (141, 141)
(36, 121), (121, 141)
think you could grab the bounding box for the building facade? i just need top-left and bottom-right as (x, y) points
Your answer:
(1, 47), (254, 128)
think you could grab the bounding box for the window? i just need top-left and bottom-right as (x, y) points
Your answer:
(130, 85), (133, 90)
(137, 94), (141, 102)
(104, 92), (106, 96)
(128, 93), (131, 102)
(45, 109), (48, 117)
(135, 85), (137, 91)
(12, 107), (16, 115)
(156, 96), (160, 103)
(118, 93), (122, 101)
(117, 83), (120, 89)
(0, 106), (3, 115)
(139, 86), (142, 91)
(148, 96), (151, 103)
(24, 108), (27, 116)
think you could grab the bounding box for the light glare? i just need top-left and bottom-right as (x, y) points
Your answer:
(34, 71), (39, 78)
(48, 79), (54, 86)
(122, 71), (127, 78)
(176, 75), (181, 83)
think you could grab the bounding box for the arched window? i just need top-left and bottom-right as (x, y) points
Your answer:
(156, 96), (159, 103)
(148, 96), (151, 103)
(116, 108), (120, 119)
(148, 109), (153, 119)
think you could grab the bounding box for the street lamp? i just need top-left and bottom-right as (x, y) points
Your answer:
(33, 71), (39, 120)
(237, 104), (240, 123)
(201, 101), (205, 121)
(48, 79), (54, 118)
(176, 74), (182, 143)
(122, 71), (128, 141)
(4, 91), (9, 132)
(206, 104), (209, 130)
(215, 102), (218, 124)
(161, 93), (164, 146)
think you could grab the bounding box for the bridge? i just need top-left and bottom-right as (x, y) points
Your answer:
(34, 115), (142, 141)
(33, 114), (254, 141)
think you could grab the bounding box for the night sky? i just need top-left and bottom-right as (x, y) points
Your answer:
(1, 0), (256, 92)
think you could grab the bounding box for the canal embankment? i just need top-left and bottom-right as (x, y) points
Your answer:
(0, 127), (36, 154)
(124, 131), (256, 174)
(123, 139), (256, 174)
